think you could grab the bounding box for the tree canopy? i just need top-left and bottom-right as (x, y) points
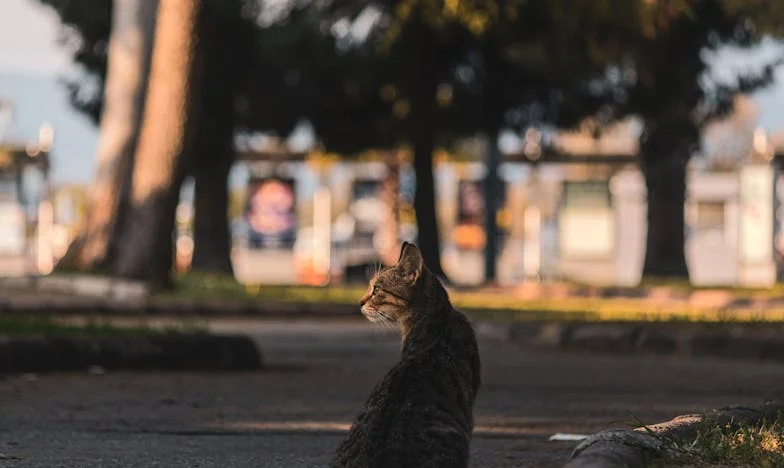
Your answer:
(42, 0), (784, 284)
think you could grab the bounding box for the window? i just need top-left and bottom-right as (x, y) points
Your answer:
(695, 202), (725, 235)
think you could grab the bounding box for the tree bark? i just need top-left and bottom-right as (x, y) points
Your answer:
(483, 131), (502, 284)
(114, 0), (203, 287)
(480, 45), (505, 285)
(409, 20), (446, 279)
(377, 150), (401, 266)
(57, 0), (158, 272)
(639, 118), (696, 279)
(188, 1), (244, 275)
(190, 150), (234, 275)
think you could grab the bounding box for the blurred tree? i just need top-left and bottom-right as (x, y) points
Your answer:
(54, 0), (158, 273)
(413, 0), (634, 284)
(188, 0), (253, 275)
(113, 0), (204, 287)
(597, 0), (783, 279)
(37, 0), (112, 124)
(292, 0), (518, 279)
(456, 0), (784, 282)
(44, 0), (250, 280)
(241, 4), (413, 270)
(47, 0), (784, 285)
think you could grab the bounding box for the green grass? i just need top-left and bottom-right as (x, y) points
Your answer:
(0, 315), (206, 337)
(649, 417), (784, 467)
(569, 276), (784, 299)
(169, 272), (366, 304)
(7, 271), (784, 324)
(164, 272), (784, 323)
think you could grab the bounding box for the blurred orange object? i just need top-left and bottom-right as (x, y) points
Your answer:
(452, 224), (485, 250)
(294, 254), (330, 285)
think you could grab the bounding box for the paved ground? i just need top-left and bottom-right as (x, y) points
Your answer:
(2, 320), (784, 467)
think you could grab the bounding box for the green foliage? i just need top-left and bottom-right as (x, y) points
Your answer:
(39, 0), (784, 154)
(38, 0), (111, 124)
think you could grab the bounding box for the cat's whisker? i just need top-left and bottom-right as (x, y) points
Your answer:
(382, 315), (396, 329)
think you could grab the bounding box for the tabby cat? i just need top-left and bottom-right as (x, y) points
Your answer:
(330, 242), (482, 468)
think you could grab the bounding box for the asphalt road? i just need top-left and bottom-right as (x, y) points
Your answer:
(2, 320), (784, 467)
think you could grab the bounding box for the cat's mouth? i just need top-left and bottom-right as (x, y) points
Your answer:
(360, 305), (393, 323)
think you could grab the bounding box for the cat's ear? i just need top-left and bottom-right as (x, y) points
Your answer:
(398, 241), (412, 262)
(397, 242), (423, 284)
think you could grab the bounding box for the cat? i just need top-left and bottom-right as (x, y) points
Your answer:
(330, 242), (482, 468)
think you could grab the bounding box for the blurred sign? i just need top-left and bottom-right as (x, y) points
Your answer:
(350, 179), (383, 242)
(246, 177), (296, 249)
(453, 180), (508, 251)
(559, 181), (614, 259)
(458, 180), (484, 226)
(0, 201), (25, 255)
(453, 180), (485, 250)
(0, 173), (17, 200)
(740, 165), (774, 263)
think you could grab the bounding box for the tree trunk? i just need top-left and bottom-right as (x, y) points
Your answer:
(188, 1), (244, 275)
(190, 155), (234, 275)
(409, 20), (446, 279)
(377, 150), (401, 266)
(639, 118), (695, 279)
(114, 0), (203, 288)
(57, 0), (158, 272)
(483, 131), (502, 284)
(190, 114), (234, 275)
(480, 45), (505, 285)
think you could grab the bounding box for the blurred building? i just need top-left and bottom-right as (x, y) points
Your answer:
(0, 99), (55, 276)
(173, 109), (784, 288)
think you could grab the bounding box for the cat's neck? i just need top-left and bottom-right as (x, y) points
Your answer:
(399, 274), (452, 345)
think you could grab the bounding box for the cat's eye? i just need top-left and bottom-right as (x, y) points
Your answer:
(372, 286), (379, 295)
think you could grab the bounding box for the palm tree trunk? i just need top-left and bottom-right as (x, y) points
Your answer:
(114, 0), (203, 288)
(57, 0), (158, 272)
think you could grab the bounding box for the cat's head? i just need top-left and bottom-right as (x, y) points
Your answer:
(359, 242), (424, 323)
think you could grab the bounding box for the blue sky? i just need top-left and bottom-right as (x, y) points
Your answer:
(1, 0), (784, 186)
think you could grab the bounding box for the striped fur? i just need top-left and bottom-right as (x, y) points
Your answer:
(331, 243), (481, 468)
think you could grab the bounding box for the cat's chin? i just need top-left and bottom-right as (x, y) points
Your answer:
(361, 307), (392, 323)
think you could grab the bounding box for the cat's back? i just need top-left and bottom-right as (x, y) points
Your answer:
(331, 309), (480, 468)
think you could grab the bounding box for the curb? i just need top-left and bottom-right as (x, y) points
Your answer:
(0, 275), (150, 301)
(473, 321), (784, 362)
(0, 294), (359, 318)
(0, 334), (263, 374)
(564, 401), (784, 468)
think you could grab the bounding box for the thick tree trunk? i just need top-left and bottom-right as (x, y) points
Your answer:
(57, 0), (157, 272)
(190, 138), (234, 274)
(114, 0), (203, 287)
(409, 20), (446, 279)
(639, 118), (696, 279)
(188, 2), (243, 275)
(377, 150), (401, 266)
